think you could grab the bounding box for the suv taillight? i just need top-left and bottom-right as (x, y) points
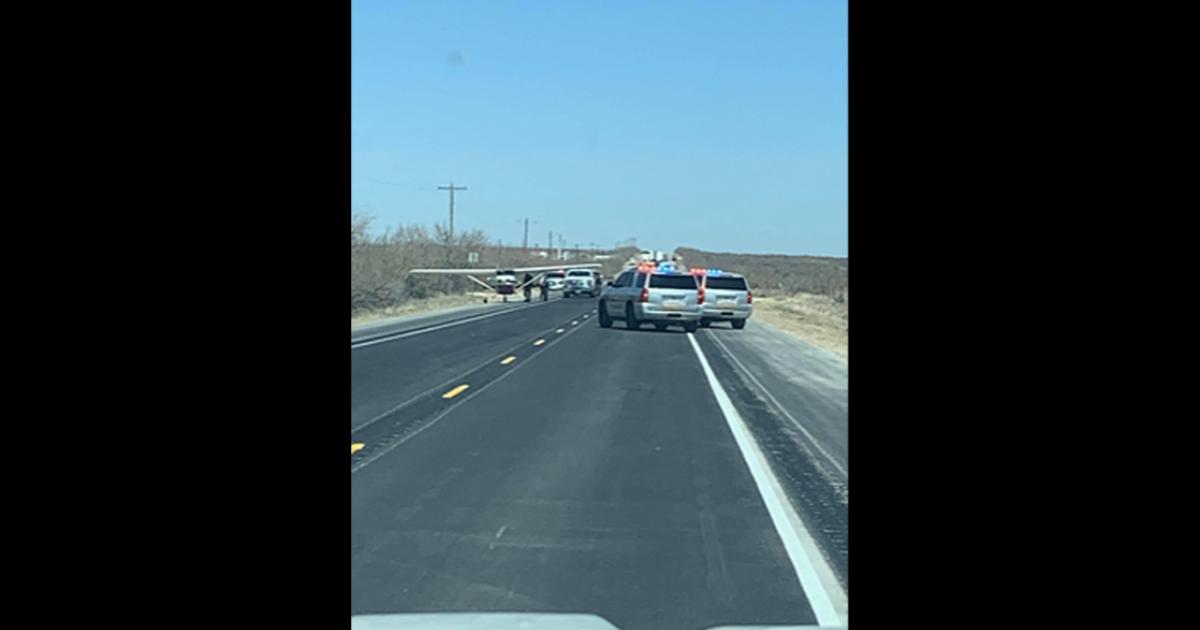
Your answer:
(698, 287), (705, 304)
(746, 290), (752, 304)
(640, 287), (649, 302)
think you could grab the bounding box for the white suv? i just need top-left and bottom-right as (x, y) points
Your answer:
(563, 268), (598, 298)
(598, 263), (702, 332)
(696, 270), (753, 329)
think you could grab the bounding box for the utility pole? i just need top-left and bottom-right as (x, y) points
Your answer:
(523, 218), (530, 250)
(437, 183), (467, 240)
(548, 230), (553, 256)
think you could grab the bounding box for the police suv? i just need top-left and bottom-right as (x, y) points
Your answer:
(694, 269), (753, 329)
(598, 262), (702, 332)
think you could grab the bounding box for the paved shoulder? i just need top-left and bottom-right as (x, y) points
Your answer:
(695, 319), (848, 591)
(702, 320), (847, 475)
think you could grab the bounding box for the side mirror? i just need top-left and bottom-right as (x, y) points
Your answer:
(606, 281), (613, 287)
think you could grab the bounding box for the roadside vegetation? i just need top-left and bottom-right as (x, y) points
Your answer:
(674, 246), (848, 361)
(352, 213), (634, 320)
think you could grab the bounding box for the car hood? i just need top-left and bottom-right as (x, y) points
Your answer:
(350, 613), (618, 629)
(350, 613), (838, 629)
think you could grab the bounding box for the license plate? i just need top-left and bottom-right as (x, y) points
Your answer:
(662, 301), (683, 310)
(717, 300), (737, 309)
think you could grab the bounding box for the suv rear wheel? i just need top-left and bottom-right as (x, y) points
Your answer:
(731, 319), (746, 329)
(598, 302), (612, 328)
(684, 322), (699, 333)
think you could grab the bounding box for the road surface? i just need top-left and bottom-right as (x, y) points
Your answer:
(351, 298), (849, 629)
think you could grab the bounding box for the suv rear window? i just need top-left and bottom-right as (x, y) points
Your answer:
(567, 270), (590, 276)
(546, 272), (564, 278)
(649, 274), (698, 289)
(705, 276), (747, 290)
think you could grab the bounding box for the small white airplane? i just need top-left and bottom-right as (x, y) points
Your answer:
(408, 263), (602, 302)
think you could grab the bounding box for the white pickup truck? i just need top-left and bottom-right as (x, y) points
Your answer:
(563, 268), (599, 298)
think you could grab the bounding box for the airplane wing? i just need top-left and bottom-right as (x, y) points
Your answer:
(408, 263), (600, 275)
(408, 268), (500, 275)
(511, 263), (601, 273)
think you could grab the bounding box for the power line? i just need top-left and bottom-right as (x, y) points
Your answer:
(364, 177), (406, 186)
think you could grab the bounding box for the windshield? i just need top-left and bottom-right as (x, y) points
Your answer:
(351, 1), (847, 627)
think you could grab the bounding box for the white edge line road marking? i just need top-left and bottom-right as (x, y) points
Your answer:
(687, 332), (846, 627)
(352, 315), (591, 475)
(351, 308), (594, 434)
(705, 331), (848, 480)
(351, 300), (551, 349)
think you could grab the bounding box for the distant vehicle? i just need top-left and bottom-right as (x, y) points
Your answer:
(692, 269), (753, 329)
(597, 262), (701, 332)
(406, 263), (599, 302)
(544, 271), (566, 292)
(563, 268), (598, 298)
(638, 250), (670, 263)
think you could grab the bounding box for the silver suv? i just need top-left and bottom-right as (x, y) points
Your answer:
(598, 264), (702, 332)
(696, 270), (753, 329)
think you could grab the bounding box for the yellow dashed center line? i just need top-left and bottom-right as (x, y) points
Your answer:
(442, 384), (470, 399)
(533, 339), (546, 346)
(556, 328), (565, 333)
(501, 356), (516, 365)
(351, 443), (364, 455)
(571, 321), (578, 325)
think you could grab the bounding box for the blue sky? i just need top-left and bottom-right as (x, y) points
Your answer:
(352, 0), (846, 257)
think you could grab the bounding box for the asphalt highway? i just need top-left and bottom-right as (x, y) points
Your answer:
(351, 296), (848, 629)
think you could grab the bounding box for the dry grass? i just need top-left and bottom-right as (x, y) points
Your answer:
(751, 292), (848, 363)
(674, 246), (847, 300)
(350, 292), (493, 327)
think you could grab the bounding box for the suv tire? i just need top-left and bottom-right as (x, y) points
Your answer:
(598, 302), (613, 328)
